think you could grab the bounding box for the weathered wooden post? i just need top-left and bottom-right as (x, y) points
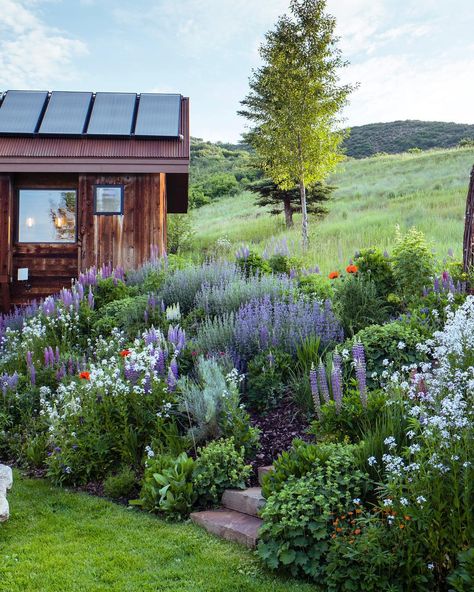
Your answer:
(463, 165), (474, 271)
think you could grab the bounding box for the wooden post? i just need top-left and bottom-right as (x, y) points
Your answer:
(463, 165), (474, 272)
(0, 175), (12, 312)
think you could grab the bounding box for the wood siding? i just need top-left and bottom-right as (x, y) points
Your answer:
(0, 172), (167, 310)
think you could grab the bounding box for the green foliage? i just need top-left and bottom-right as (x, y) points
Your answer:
(91, 295), (160, 337)
(133, 453), (195, 520)
(200, 172), (240, 200)
(297, 274), (334, 301)
(334, 274), (392, 336)
(193, 438), (252, 507)
(353, 247), (396, 298)
(267, 254), (302, 275)
(236, 251), (272, 277)
(448, 548), (474, 591)
(310, 390), (388, 444)
(258, 442), (369, 579)
(188, 185), (210, 208)
(392, 227), (435, 300)
(167, 214), (194, 254)
(103, 467), (136, 499)
(246, 349), (293, 410)
(348, 320), (426, 386)
(93, 278), (130, 310)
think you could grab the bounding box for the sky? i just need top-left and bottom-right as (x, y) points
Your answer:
(1, 0), (474, 142)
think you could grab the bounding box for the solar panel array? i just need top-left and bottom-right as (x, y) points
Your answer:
(0, 90), (182, 138)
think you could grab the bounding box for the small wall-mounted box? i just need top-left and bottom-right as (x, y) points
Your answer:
(17, 268), (29, 281)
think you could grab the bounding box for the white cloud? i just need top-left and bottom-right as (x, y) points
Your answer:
(0, 0), (88, 88)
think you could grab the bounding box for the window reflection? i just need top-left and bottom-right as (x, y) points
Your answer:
(18, 189), (77, 243)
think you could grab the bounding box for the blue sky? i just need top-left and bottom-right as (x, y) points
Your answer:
(1, 0), (474, 142)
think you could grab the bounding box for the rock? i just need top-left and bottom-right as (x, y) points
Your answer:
(191, 509), (262, 548)
(0, 464), (13, 522)
(221, 487), (265, 517)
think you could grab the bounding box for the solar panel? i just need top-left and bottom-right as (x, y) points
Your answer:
(0, 90), (48, 134)
(86, 92), (136, 136)
(135, 93), (181, 137)
(39, 91), (92, 135)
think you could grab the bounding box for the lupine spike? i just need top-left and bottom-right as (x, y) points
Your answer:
(310, 365), (322, 420)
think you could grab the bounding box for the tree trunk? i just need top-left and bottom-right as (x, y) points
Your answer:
(283, 197), (293, 228)
(297, 134), (309, 250)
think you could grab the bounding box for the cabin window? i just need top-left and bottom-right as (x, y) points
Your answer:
(94, 185), (124, 215)
(17, 189), (77, 243)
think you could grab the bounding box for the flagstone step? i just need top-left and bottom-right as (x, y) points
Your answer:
(221, 487), (265, 517)
(190, 509), (263, 548)
(258, 465), (274, 486)
(0, 464), (13, 522)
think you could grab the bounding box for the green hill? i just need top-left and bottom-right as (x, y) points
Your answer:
(187, 146), (474, 272)
(343, 120), (474, 158)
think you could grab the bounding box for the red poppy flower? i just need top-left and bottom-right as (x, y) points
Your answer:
(120, 349), (131, 357)
(346, 264), (358, 274)
(79, 371), (90, 380)
(328, 271), (340, 280)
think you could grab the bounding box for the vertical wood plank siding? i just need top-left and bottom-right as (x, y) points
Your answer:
(1, 172), (166, 309)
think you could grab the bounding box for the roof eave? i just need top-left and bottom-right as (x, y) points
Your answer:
(0, 157), (189, 174)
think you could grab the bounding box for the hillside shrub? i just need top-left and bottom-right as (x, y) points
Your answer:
(167, 214), (194, 254)
(392, 228), (435, 300)
(103, 467), (136, 499)
(353, 247), (396, 298)
(267, 254), (302, 275)
(235, 250), (271, 277)
(297, 274), (334, 301)
(193, 437), (252, 507)
(448, 548), (474, 591)
(93, 277), (130, 310)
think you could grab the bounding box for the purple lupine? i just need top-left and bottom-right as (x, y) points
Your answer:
(144, 309), (149, 323)
(143, 373), (152, 394)
(67, 358), (74, 375)
(60, 288), (73, 308)
(317, 361), (330, 403)
(29, 363), (36, 386)
(148, 294), (157, 310)
(124, 363), (140, 386)
(309, 365), (322, 420)
(87, 287), (95, 310)
(1, 372), (19, 396)
(168, 325), (186, 352)
(331, 353), (343, 414)
(235, 245), (250, 260)
(170, 357), (179, 380)
(167, 366), (177, 391)
(144, 327), (159, 346)
(353, 342), (368, 409)
(154, 349), (166, 376)
(56, 364), (66, 381)
(42, 297), (56, 317)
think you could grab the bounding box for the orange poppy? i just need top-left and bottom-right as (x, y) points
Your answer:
(354, 529), (361, 535)
(346, 264), (358, 274)
(120, 349), (131, 357)
(79, 371), (90, 380)
(328, 271), (340, 280)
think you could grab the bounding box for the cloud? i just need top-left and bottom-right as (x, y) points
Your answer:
(0, 0), (88, 88)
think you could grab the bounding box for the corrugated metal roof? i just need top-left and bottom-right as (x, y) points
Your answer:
(0, 98), (189, 161)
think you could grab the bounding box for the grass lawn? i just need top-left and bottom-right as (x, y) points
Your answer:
(0, 473), (314, 592)
(190, 146), (474, 271)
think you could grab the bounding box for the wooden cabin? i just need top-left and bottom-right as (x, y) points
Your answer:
(0, 90), (189, 311)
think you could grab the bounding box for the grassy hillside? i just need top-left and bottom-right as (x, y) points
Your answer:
(188, 146), (474, 272)
(344, 120), (474, 158)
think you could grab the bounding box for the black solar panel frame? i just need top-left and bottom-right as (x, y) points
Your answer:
(134, 93), (181, 138)
(38, 91), (93, 136)
(0, 90), (48, 135)
(86, 92), (137, 136)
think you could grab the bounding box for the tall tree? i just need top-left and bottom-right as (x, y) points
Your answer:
(248, 178), (334, 229)
(239, 0), (354, 249)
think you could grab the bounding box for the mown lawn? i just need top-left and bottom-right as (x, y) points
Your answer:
(0, 473), (314, 592)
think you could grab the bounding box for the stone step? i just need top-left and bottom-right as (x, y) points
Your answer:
(190, 509), (263, 548)
(258, 465), (274, 486)
(221, 487), (265, 517)
(0, 464), (13, 523)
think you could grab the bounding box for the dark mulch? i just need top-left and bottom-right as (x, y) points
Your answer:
(249, 398), (313, 481)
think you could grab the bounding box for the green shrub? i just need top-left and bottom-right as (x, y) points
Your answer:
(193, 438), (252, 507)
(133, 452), (195, 520)
(353, 247), (396, 298)
(93, 277), (130, 310)
(347, 320), (426, 386)
(167, 214), (194, 254)
(334, 274), (392, 336)
(245, 349), (293, 410)
(448, 548), (474, 591)
(297, 274), (334, 301)
(267, 254), (302, 275)
(92, 295), (161, 337)
(258, 442), (369, 579)
(236, 251), (271, 277)
(392, 227), (435, 300)
(103, 467), (136, 499)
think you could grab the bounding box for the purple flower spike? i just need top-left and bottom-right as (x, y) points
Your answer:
(167, 366), (177, 392)
(29, 363), (36, 385)
(317, 361), (330, 403)
(170, 357), (179, 380)
(331, 353), (343, 414)
(353, 342), (367, 409)
(87, 287), (95, 310)
(310, 366), (321, 420)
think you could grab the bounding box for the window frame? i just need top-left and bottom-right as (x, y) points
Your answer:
(93, 184), (125, 216)
(16, 187), (78, 245)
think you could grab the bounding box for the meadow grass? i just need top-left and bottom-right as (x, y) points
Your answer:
(0, 473), (315, 592)
(190, 146), (474, 272)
